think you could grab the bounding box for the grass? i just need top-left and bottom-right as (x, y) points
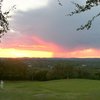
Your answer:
(0, 79), (100, 100)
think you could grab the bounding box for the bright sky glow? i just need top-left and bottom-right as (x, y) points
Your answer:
(1, 48), (100, 58)
(0, 48), (53, 58)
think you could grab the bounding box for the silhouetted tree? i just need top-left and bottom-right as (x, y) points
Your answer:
(58, 0), (100, 30)
(0, 0), (15, 38)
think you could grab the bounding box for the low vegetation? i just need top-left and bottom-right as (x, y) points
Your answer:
(0, 79), (100, 100)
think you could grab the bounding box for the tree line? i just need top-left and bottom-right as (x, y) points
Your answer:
(0, 58), (100, 81)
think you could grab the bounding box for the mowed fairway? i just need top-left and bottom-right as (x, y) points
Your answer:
(0, 79), (100, 100)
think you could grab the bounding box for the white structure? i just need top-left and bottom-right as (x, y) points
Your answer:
(0, 80), (4, 89)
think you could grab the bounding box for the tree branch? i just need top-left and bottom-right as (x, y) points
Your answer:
(67, 0), (100, 30)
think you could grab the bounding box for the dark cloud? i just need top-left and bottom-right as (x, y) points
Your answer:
(9, 0), (100, 51)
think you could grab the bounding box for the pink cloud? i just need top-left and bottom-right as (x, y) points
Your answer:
(1, 32), (100, 58)
(53, 48), (100, 58)
(0, 33), (64, 53)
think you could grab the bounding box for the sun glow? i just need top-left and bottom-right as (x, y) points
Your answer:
(0, 48), (53, 58)
(1, 48), (100, 58)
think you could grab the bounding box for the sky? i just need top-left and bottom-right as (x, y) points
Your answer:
(0, 0), (100, 58)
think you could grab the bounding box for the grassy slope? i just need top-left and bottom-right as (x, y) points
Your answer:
(0, 79), (100, 100)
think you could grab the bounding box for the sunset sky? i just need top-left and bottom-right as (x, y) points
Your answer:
(0, 0), (100, 58)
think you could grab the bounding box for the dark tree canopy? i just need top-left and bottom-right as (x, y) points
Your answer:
(0, 0), (15, 38)
(58, 0), (100, 30)
(0, 0), (9, 38)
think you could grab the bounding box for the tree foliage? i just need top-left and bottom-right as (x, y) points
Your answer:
(0, 0), (15, 38)
(1, 58), (100, 81)
(0, 0), (9, 38)
(58, 0), (100, 30)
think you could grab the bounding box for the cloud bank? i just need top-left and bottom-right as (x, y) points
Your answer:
(1, 0), (100, 58)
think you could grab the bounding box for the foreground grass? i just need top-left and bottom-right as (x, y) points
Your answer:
(0, 79), (100, 100)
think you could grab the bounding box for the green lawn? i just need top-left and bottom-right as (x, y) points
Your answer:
(0, 79), (100, 100)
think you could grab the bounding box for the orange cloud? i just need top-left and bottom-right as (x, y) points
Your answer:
(1, 34), (100, 58)
(1, 47), (100, 58)
(54, 48), (100, 58)
(0, 35), (63, 58)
